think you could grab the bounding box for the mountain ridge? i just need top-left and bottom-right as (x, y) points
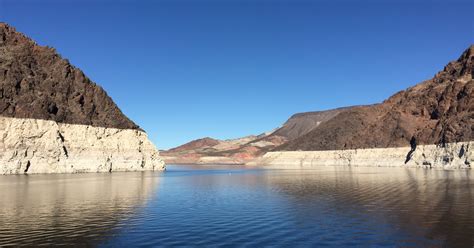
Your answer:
(0, 22), (164, 174)
(162, 107), (356, 164)
(164, 44), (473, 164)
(0, 22), (139, 130)
(278, 45), (473, 151)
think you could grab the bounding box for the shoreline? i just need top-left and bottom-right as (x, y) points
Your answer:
(247, 142), (472, 169)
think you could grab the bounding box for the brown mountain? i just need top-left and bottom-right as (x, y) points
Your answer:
(162, 107), (355, 164)
(165, 45), (473, 164)
(0, 23), (138, 129)
(278, 45), (474, 151)
(269, 106), (356, 140)
(167, 137), (221, 153)
(161, 134), (270, 164)
(0, 22), (164, 174)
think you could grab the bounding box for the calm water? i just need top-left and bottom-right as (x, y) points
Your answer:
(0, 165), (473, 247)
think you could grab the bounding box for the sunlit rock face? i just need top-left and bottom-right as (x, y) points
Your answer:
(0, 117), (164, 174)
(249, 142), (473, 169)
(0, 23), (165, 174)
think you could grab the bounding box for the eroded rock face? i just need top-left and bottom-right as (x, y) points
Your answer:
(0, 23), (164, 174)
(0, 116), (164, 174)
(250, 142), (472, 169)
(279, 45), (474, 151)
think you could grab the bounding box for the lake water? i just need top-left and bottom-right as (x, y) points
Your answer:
(0, 165), (473, 247)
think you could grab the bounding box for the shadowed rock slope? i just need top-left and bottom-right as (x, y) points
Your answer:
(279, 45), (474, 151)
(0, 23), (138, 129)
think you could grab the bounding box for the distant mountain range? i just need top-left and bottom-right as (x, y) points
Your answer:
(163, 45), (473, 165)
(162, 107), (356, 164)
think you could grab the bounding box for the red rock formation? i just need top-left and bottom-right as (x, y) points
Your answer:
(279, 45), (473, 151)
(167, 137), (221, 153)
(162, 108), (353, 164)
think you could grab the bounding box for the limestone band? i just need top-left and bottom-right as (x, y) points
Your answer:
(0, 23), (164, 174)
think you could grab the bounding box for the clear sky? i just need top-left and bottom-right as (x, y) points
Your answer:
(1, 0), (473, 149)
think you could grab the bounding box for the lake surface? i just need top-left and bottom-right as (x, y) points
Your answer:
(0, 165), (473, 247)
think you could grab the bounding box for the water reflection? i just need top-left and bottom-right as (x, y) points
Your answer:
(130, 166), (473, 247)
(264, 167), (474, 247)
(0, 166), (473, 247)
(0, 172), (159, 246)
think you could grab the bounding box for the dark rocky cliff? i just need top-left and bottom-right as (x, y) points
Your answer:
(0, 23), (138, 129)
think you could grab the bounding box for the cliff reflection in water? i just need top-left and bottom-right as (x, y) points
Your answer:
(0, 172), (159, 246)
(156, 166), (473, 247)
(264, 167), (474, 247)
(0, 166), (472, 247)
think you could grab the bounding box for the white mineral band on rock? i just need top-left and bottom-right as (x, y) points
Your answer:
(248, 142), (472, 169)
(0, 116), (165, 174)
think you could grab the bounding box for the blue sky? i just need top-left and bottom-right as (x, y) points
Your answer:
(1, 0), (473, 149)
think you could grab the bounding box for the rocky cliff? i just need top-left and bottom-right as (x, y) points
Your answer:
(249, 142), (472, 169)
(279, 45), (473, 151)
(166, 45), (473, 169)
(0, 23), (164, 174)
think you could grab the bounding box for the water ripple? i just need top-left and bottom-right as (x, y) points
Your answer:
(0, 166), (473, 247)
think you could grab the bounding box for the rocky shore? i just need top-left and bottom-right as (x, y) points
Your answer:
(0, 116), (164, 174)
(248, 142), (472, 169)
